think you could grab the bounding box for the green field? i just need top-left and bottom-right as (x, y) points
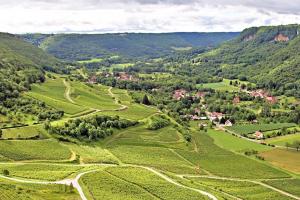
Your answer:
(0, 139), (71, 161)
(0, 163), (85, 181)
(0, 179), (79, 200)
(265, 133), (300, 146)
(70, 82), (119, 110)
(27, 77), (122, 115)
(80, 167), (208, 200)
(175, 132), (289, 179)
(66, 144), (119, 164)
(101, 102), (158, 120)
(187, 177), (294, 200)
(260, 148), (300, 174)
(263, 179), (300, 197)
(138, 73), (172, 79)
(27, 78), (86, 115)
(228, 123), (296, 135)
(78, 58), (103, 63)
(197, 79), (240, 92)
(1, 125), (48, 139)
(207, 129), (271, 152)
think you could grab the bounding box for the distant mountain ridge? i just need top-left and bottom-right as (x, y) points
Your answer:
(194, 24), (300, 97)
(21, 32), (239, 61)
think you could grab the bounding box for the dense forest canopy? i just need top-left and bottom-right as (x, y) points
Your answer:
(191, 24), (300, 97)
(21, 32), (239, 61)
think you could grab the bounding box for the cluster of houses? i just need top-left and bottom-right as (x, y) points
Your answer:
(115, 72), (136, 81)
(173, 89), (206, 101)
(87, 72), (138, 84)
(250, 89), (277, 104)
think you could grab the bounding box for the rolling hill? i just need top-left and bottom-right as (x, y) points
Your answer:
(193, 24), (300, 97)
(0, 33), (60, 97)
(21, 32), (239, 61)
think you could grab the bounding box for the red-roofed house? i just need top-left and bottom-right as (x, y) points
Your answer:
(195, 92), (206, 98)
(209, 112), (224, 121)
(250, 90), (267, 98)
(88, 75), (97, 84)
(233, 96), (240, 104)
(225, 120), (233, 127)
(266, 96), (277, 104)
(173, 89), (187, 100)
(254, 131), (264, 139)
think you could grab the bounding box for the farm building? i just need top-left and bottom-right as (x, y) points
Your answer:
(233, 96), (240, 104)
(173, 89), (188, 100)
(250, 89), (268, 98)
(208, 112), (224, 121)
(265, 96), (277, 104)
(88, 75), (97, 84)
(225, 120), (233, 127)
(195, 92), (206, 98)
(254, 131), (264, 139)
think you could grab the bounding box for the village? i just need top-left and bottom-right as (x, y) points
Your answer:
(172, 87), (286, 140)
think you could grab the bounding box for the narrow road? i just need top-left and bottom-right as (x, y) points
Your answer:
(181, 175), (300, 200)
(0, 169), (100, 200)
(56, 169), (100, 200)
(63, 79), (75, 104)
(127, 164), (218, 200)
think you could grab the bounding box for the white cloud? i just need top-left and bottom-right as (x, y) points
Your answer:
(0, 0), (299, 33)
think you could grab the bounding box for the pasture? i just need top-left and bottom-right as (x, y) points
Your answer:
(196, 79), (243, 92)
(207, 129), (271, 152)
(259, 148), (300, 174)
(228, 123), (296, 135)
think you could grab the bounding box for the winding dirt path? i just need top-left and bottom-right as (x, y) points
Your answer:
(63, 79), (75, 104)
(107, 87), (128, 111)
(1, 161), (299, 200)
(127, 164), (218, 200)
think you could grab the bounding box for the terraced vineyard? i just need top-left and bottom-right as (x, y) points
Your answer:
(1, 79), (299, 200)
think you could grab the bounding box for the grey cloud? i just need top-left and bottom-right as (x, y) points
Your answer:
(2, 0), (300, 14)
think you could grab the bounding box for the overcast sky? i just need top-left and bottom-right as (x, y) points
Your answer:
(0, 0), (300, 33)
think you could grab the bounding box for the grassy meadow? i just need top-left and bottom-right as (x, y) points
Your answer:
(207, 129), (271, 153)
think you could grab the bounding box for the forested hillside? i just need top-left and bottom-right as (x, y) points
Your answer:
(21, 32), (239, 60)
(193, 24), (300, 97)
(0, 33), (64, 126)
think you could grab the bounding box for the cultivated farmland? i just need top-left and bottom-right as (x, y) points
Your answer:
(228, 123), (296, 135)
